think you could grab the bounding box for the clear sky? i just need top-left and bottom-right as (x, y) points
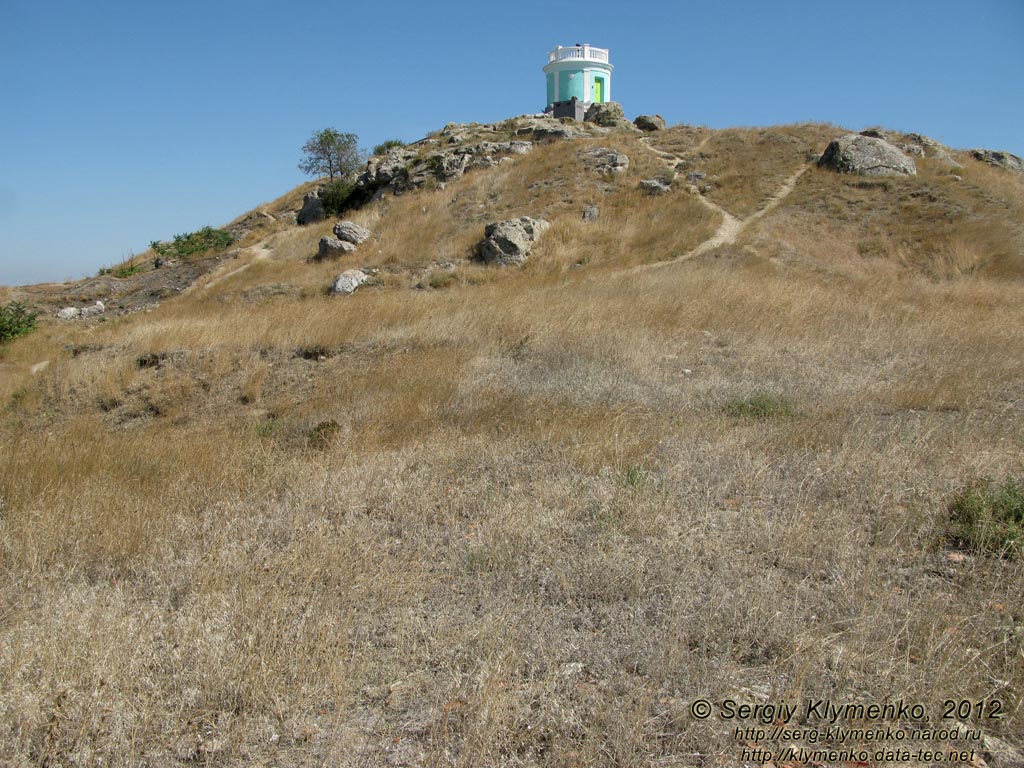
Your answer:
(1, 0), (1022, 286)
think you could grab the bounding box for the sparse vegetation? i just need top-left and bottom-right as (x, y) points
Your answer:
(1, 121), (1023, 764)
(0, 300), (37, 342)
(722, 392), (795, 419)
(948, 478), (1024, 558)
(373, 138), (405, 155)
(150, 226), (233, 260)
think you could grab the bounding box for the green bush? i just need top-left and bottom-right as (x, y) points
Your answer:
(948, 479), (1024, 558)
(722, 392), (794, 419)
(0, 301), (38, 343)
(320, 180), (355, 216)
(151, 226), (233, 260)
(373, 139), (405, 155)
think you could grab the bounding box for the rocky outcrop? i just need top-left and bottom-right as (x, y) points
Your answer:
(297, 191), (325, 225)
(579, 146), (630, 175)
(332, 221), (371, 244)
(330, 269), (368, 295)
(818, 134), (917, 176)
(972, 149), (1024, 173)
(634, 114), (666, 132)
(585, 101), (628, 128)
(317, 237), (357, 260)
(356, 140), (536, 199)
(58, 301), (105, 320)
(477, 217), (550, 266)
(638, 178), (672, 195)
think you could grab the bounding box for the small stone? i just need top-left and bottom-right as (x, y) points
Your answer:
(582, 205), (600, 221)
(638, 178), (672, 195)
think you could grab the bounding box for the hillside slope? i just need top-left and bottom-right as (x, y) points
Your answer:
(1, 116), (1023, 767)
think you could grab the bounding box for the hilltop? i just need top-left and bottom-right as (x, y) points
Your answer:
(1, 111), (1023, 767)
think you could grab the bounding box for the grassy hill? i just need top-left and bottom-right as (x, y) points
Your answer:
(1, 117), (1022, 766)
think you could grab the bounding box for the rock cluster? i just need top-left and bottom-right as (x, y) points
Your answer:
(316, 221), (373, 261)
(971, 149), (1023, 174)
(818, 134), (917, 177)
(356, 140), (534, 199)
(477, 217), (551, 266)
(579, 146), (630, 175)
(57, 301), (105, 320)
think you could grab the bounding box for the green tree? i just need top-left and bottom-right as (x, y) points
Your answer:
(298, 128), (364, 182)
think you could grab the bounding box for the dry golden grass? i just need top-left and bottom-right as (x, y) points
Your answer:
(1, 123), (1023, 766)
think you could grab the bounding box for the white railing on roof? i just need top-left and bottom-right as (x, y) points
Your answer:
(547, 45), (609, 64)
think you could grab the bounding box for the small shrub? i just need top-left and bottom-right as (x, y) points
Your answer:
(151, 226), (233, 260)
(373, 139), (405, 155)
(427, 270), (458, 289)
(947, 479), (1024, 558)
(722, 392), (794, 419)
(618, 463), (652, 489)
(0, 301), (38, 343)
(320, 180), (355, 216)
(111, 263), (144, 278)
(308, 419), (342, 450)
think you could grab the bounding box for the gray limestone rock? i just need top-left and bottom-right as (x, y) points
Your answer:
(477, 217), (551, 266)
(818, 134), (917, 176)
(317, 236), (357, 260)
(971, 149), (1024, 173)
(332, 221), (371, 244)
(330, 269), (368, 295)
(634, 114), (667, 132)
(297, 191), (325, 225)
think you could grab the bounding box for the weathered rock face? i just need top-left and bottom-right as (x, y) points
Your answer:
(818, 134), (917, 176)
(317, 236), (357, 260)
(514, 117), (592, 141)
(638, 178), (672, 195)
(584, 101), (626, 127)
(634, 114), (666, 132)
(477, 217), (551, 266)
(972, 149), (1024, 173)
(57, 307), (80, 320)
(330, 269), (368, 295)
(61, 301), (105, 319)
(332, 221), (371, 244)
(356, 140), (536, 198)
(579, 146), (630, 175)
(297, 191), (325, 225)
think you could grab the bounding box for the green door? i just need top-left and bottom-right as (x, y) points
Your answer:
(594, 78), (604, 102)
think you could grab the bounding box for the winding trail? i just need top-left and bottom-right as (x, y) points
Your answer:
(188, 243), (272, 292)
(633, 136), (809, 270)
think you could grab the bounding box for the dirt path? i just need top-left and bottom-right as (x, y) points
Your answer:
(635, 137), (808, 269)
(188, 243), (272, 292)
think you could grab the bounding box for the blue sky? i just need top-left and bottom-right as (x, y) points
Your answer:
(1, 0), (1022, 286)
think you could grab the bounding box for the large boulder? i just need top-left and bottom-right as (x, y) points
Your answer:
(477, 217), (551, 266)
(971, 149), (1024, 173)
(584, 101), (626, 127)
(818, 134), (917, 176)
(317, 237), (357, 260)
(332, 221), (371, 244)
(57, 307), (80, 320)
(297, 191), (325, 225)
(634, 114), (667, 132)
(579, 146), (630, 175)
(330, 269), (368, 295)
(80, 301), (105, 318)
